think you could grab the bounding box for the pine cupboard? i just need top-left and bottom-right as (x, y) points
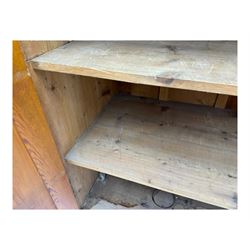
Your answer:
(13, 41), (237, 209)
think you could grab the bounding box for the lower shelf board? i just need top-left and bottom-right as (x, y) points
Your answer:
(65, 95), (237, 209)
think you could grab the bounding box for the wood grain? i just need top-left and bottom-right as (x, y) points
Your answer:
(66, 95), (237, 209)
(31, 41), (237, 95)
(13, 125), (56, 209)
(130, 84), (159, 99)
(119, 83), (218, 107)
(13, 41), (78, 209)
(159, 87), (217, 106)
(29, 70), (117, 205)
(21, 41), (117, 206)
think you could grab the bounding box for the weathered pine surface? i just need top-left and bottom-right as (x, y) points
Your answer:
(65, 95), (237, 209)
(31, 41), (237, 95)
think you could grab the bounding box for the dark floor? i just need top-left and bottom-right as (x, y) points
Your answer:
(81, 174), (221, 209)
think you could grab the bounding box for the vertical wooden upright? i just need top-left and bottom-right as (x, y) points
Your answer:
(13, 41), (78, 209)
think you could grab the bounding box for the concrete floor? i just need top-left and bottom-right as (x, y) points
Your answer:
(81, 175), (220, 209)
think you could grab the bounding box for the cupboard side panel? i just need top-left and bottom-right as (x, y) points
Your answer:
(14, 41), (78, 209)
(22, 36), (117, 206)
(28, 71), (117, 206)
(13, 125), (56, 209)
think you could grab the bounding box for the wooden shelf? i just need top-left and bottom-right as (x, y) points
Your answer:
(65, 95), (237, 209)
(31, 41), (237, 95)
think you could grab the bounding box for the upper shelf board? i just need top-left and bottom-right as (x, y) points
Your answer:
(31, 41), (237, 95)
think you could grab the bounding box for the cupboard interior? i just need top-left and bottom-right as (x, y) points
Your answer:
(22, 41), (237, 209)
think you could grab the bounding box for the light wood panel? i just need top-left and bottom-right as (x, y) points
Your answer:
(159, 87), (218, 106)
(130, 84), (159, 99)
(31, 41), (237, 95)
(13, 125), (56, 209)
(21, 41), (117, 206)
(119, 83), (218, 107)
(13, 41), (78, 209)
(29, 70), (117, 205)
(118, 82), (159, 99)
(66, 95), (237, 209)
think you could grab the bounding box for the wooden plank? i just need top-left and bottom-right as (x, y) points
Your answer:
(160, 88), (217, 106)
(21, 41), (117, 206)
(215, 94), (229, 108)
(31, 41), (237, 95)
(21, 41), (96, 206)
(121, 84), (217, 107)
(65, 95), (237, 209)
(159, 87), (170, 101)
(25, 69), (117, 206)
(130, 84), (159, 99)
(13, 41), (78, 209)
(13, 125), (56, 209)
